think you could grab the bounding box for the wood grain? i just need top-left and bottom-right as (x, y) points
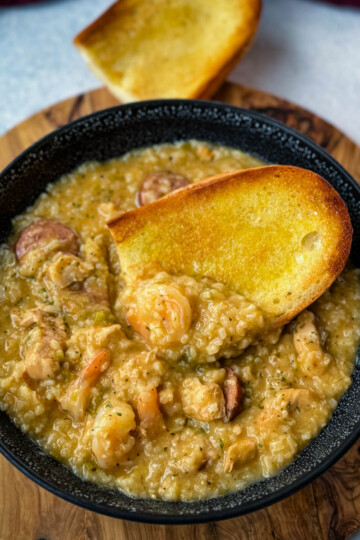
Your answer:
(0, 82), (359, 540)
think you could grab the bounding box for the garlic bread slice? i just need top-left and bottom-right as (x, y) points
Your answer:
(74, 0), (261, 102)
(107, 165), (352, 325)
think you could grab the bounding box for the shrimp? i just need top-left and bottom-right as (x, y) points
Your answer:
(59, 349), (110, 422)
(126, 283), (192, 346)
(137, 386), (165, 433)
(92, 399), (136, 469)
(181, 377), (225, 422)
(294, 311), (331, 375)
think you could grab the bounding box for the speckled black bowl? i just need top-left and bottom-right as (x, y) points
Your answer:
(0, 100), (359, 524)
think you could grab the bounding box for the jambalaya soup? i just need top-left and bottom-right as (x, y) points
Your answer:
(0, 140), (359, 501)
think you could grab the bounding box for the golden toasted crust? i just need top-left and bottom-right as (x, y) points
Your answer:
(74, 0), (261, 102)
(108, 165), (352, 326)
(197, 15), (260, 100)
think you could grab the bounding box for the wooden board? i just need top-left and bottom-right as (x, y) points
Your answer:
(0, 83), (359, 540)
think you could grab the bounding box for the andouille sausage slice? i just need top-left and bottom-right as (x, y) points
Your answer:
(15, 219), (79, 262)
(137, 171), (190, 206)
(223, 368), (244, 421)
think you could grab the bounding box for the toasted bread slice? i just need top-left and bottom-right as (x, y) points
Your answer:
(74, 0), (261, 102)
(108, 166), (352, 325)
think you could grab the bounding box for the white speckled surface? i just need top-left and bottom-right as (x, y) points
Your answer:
(0, 0), (359, 144)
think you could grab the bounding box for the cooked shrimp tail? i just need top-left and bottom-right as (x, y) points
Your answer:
(59, 349), (110, 422)
(137, 386), (165, 433)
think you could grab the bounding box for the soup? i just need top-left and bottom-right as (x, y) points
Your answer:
(0, 140), (359, 501)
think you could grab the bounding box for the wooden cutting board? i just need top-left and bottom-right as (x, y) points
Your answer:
(0, 83), (359, 540)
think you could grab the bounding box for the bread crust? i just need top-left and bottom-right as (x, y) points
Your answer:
(74, 0), (127, 49)
(108, 165), (353, 326)
(197, 3), (261, 100)
(74, 0), (261, 102)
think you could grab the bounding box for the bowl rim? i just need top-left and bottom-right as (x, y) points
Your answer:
(0, 98), (359, 525)
(2, 98), (360, 197)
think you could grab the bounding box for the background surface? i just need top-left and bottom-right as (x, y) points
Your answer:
(1, 0), (360, 143)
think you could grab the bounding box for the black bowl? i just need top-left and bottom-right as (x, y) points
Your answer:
(0, 100), (359, 524)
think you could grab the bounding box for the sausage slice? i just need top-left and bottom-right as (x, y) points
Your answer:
(15, 219), (79, 262)
(137, 171), (190, 206)
(224, 368), (244, 421)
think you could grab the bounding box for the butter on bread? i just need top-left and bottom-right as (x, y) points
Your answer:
(107, 165), (352, 326)
(74, 0), (261, 102)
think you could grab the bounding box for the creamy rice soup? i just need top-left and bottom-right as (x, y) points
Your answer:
(0, 140), (359, 501)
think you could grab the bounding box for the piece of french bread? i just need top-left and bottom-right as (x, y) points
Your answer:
(107, 165), (352, 326)
(74, 0), (261, 102)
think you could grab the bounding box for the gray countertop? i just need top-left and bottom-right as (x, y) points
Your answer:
(1, 0), (359, 144)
